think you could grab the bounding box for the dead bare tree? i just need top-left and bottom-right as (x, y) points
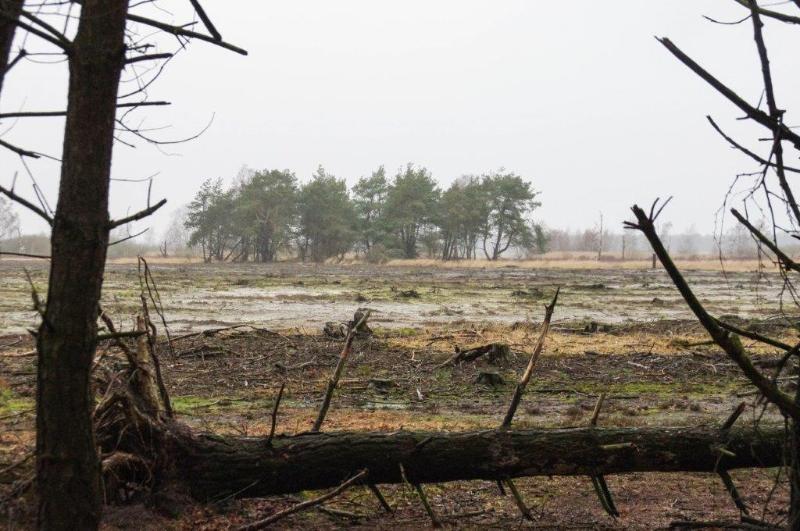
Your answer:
(0, 2), (245, 528)
(34, 5), (132, 527)
(628, 1), (800, 525)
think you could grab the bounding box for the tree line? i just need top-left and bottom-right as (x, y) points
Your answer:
(184, 164), (546, 263)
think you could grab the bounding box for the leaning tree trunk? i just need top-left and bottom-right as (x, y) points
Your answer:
(36, 1), (129, 529)
(0, 0), (24, 95)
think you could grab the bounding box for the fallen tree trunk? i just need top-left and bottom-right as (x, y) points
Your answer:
(96, 310), (784, 505)
(160, 422), (784, 501)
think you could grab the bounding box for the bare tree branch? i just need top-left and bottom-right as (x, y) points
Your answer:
(730, 207), (800, 273)
(746, 0), (800, 225)
(127, 13), (247, 56)
(18, 10), (71, 48)
(731, 0), (800, 24)
(109, 198), (167, 229)
(501, 288), (559, 429)
(0, 137), (40, 158)
(706, 116), (800, 174)
(0, 101), (170, 119)
(657, 37), (800, 149)
(125, 52), (173, 65)
(626, 201), (800, 419)
(189, 0), (221, 41)
(0, 11), (71, 52)
(0, 251), (50, 259)
(715, 317), (794, 352)
(0, 183), (53, 224)
(748, 1), (779, 117)
(108, 227), (149, 246)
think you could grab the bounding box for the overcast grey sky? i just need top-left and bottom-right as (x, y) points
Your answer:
(1, 0), (798, 237)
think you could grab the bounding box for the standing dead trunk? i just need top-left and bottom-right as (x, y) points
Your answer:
(0, 0), (24, 95)
(36, 1), (129, 529)
(792, 379), (800, 528)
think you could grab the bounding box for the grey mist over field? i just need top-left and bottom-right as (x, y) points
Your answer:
(2, 0), (798, 237)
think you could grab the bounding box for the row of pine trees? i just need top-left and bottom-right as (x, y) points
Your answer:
(184, 164), (545, 263)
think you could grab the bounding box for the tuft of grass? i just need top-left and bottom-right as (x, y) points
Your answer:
(0, 388), (34, 415)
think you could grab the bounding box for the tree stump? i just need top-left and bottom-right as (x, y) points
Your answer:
(475, 371), (505, 387)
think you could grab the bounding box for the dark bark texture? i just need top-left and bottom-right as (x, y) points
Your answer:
(36, 1), (129, 529)
(0, 0), (24, 94)
(160, 423), (784, 501)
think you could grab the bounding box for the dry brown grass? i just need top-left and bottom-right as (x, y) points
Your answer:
(385, 257), (773, 272)
(105, 251), (774, 271)
(385, 321), (789, 358)
(107, 256), (203, 265)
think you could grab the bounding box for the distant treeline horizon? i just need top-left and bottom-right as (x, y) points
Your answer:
(0, 164), (789, 262)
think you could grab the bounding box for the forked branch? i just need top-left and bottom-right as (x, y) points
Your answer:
(0, 183), (52, 225)
(730, 208), (800, 274)
(626, 200), (800, 419)
(656, 37), (800, 149)
(706, 116), (800, 174)
(127, 13), (247, 56)
(731, 0), (800, 25)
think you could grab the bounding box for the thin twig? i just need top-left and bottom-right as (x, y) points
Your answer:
(0, 101), (170, 119)
(367, 483), (393, 513)
(719, 469), (749, 514)
(0, 251), (50, 259)
(413, 482), (441, 528)
(731, 208), (800, 274)
(236, 469), (368, 530)
(505, 478), (534, 520)
(706, 116), (800, 174)
(266, 381), (285, 446)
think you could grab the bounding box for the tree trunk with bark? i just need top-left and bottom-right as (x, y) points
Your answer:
(0, 0), (24, 95)
(106, 411), (784, 502)
(792, 379), (800, 528)
(36, 1), (129, 529)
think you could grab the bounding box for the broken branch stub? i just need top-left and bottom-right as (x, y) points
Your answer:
(312, 310), (371, 432)
(501, 288), (560, 429)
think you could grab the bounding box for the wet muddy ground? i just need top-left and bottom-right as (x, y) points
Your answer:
(0, 261), (789, 335)
(0, 260), (798, 529)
